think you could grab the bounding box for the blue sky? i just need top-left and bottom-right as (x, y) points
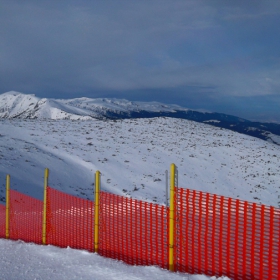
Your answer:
(1, 0), (280, 122)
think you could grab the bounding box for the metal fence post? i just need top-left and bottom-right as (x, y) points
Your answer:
(169, 163), (176, 271)
(42, 168), (49, 245)
(94, 171), (101, 253)
(5, 174), (10, 239)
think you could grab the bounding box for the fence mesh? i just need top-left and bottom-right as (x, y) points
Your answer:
(0, 203), (5, 238)
(99, 191), (169, 268)
(175, 187), (280, 280)
(46, 187), (94, 252)
(0, 185), (279, 280)
(9, 190), (43, 244)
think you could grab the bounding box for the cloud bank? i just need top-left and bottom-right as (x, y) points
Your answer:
(1, 0), (280, 121)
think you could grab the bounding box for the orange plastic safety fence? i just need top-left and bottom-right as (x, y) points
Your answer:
(0, 204), (5, 238)
(175, 187), (280, 280)
(46, 187), (94, 252)
(99, 191), (169, 269)
(9, 190), (42, 244)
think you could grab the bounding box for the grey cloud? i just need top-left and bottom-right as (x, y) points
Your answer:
(0, 0), (279, 122)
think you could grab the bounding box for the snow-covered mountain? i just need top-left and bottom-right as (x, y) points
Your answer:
(0, 91), (96, 120)
(2, 92), (254, 280)
(0, 117), (279, 208)
(1, 91), (280, 145)
(0, 91), (187, 120)
(1, 93), (249, 280)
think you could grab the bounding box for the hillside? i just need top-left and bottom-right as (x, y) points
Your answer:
(0, 117), (279, 208)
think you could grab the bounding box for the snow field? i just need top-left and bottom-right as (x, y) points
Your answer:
(0, 118), (279, 207)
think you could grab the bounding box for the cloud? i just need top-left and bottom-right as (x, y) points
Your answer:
(0, 0), (279, 122)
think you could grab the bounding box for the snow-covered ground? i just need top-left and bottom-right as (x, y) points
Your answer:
(0, 117), (279, 279)
(0, 239), (230, 280)
(0, 118), (279, 207)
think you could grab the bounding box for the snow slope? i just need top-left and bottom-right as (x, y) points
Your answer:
(0, 118), (279, 207)
(0, 91), (94, 120)
(0, 117), (279, 279)
(0, 239), (230, 280)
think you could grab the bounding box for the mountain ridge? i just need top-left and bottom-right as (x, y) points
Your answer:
(1, 91), (279, 145)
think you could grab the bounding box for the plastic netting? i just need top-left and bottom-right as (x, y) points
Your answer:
(0, 203), (5, 238)
(46, 187), (94, 252)
(175, 187), (280, 280)
(1, 185), (279, 280)
(9, 190), (43, 244)
(99, 191), (169, 268)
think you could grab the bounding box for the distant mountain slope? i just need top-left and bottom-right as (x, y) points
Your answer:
(1, 91), (279, 145)
(0, 91), (93, 120)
